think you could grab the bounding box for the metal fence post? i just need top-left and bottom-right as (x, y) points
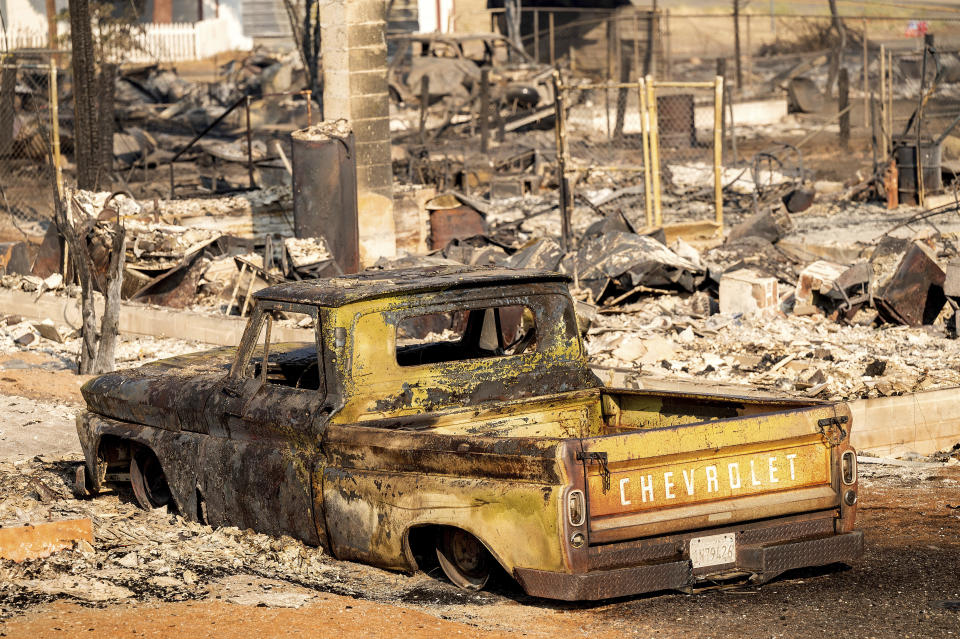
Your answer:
(862, 18), (869, 127)
(714, 75), (724, 233)
(638, 77), (653, 228)
(534, 9), (540, 62)
(645, 74), (662, 227)
(549, 12), (555, 66)
(552, 71), (571, 252)
(49, 61), (63, 200)
(245, 95), (254, 189)
(480, 68), (490, 154)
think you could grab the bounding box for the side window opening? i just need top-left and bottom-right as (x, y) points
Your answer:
(245, 309), (323, 391)
(396, 305), (537, 367)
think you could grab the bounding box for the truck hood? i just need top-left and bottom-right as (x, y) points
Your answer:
(81, 346), (237, 430)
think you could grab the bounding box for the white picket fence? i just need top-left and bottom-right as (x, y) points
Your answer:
(1, 18), (252, 62)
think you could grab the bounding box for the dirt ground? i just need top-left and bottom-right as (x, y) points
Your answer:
(0, 353), (88, 405)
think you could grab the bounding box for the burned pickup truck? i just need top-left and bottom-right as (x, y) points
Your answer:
(77, 266), (862, 600)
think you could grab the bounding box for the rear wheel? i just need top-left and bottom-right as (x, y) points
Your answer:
(130, 449), (172, 511)
(436, 528), (492, 591)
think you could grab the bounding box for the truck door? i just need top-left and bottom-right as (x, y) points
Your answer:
(200, 303), (328, 547)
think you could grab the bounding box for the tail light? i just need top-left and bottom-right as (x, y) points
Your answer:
(841, 450), (857, 485)
(568, 489), (585, 526)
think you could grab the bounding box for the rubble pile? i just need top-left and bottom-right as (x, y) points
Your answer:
(0, 313), (212, 368)
(586, 295), (960, 401)
(0, 458), (327, 613)
(0, 458), (481, 620)
(11, 181), (960, 407)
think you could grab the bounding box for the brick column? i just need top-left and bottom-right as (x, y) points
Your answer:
(321, 0), (396, 265)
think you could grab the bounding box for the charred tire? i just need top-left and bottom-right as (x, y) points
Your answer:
(436, 528), (493, 591)
(130, 448), (172, 511)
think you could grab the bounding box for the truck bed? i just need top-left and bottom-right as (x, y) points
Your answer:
(353, 386), (848, 545)
(357, 386), (824, 440)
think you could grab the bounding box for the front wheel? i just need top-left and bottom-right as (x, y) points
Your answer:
(130, 449), (172, 511)
(436, 528), (493, 591)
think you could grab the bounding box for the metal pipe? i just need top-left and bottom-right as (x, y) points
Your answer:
(534, 9), (539, 62)
(733, 0), (742, 88)
(887, 49), (893, 147)
(917, 34), (933, 208)
(647, 81), (716, 89)
(419, 74), (429, 145)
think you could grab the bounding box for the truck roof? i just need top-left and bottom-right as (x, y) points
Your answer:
(253, 265), (570, 307)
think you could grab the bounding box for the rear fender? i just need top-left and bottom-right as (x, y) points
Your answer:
(322, 467), (566, 574)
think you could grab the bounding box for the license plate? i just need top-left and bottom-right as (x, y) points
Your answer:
(689, 533), (736, 568)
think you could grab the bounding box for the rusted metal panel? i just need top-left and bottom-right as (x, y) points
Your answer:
(291, 123), (360, 274)
(31, 223), (62, 278)
(587, 513), (836, 571)
(586, 443), (831, 518)
(0, 519), (94, 562)
(516, 528), (863, 600)
(429, 206), (487, 250)
(0, 241), (30, 275)
(876, 243), (946, 326)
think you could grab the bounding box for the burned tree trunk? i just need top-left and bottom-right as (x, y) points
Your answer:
(96, 63), (117, 190)
(282, 0), (321, 100)
(52, 192), (126, 374)
(92, 218), (125, 373)
(59, 205), (99, 373)
(826, 0), (846, 97)
(0, 64), (16, 157)
(70, 0), (100, 190)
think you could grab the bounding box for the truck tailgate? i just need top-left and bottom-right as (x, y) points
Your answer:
(578, 404), (850, 544)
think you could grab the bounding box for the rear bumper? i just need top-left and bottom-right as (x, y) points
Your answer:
(514, 530), (863, 601)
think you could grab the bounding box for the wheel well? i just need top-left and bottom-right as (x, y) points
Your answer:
(405, 524), (507, 576)
(96, 435), (135, 475)
(96, 436), (163, 482)
(406, 524), (443, 573)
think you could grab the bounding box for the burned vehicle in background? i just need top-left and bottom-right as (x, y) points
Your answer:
(77, 266), (862, 600)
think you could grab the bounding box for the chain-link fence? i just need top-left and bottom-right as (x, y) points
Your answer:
(556, 79), (652, 232)
(0, 54), (61, 239)
(556, 76), (723, 238)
